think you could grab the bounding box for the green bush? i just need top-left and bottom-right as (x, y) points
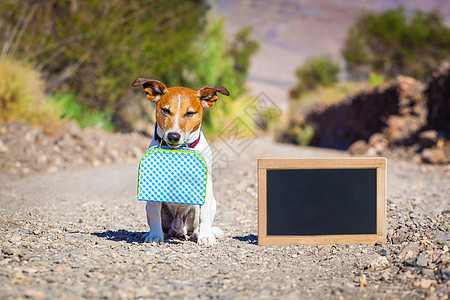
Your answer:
(0, 0), (207, 127)
(343, 8), (450, 80)
(290, 55), (340, 99)
(0, 1), (260, 133)
(48, 94), (114, 131)
(189, 18), (259, 95)
(367, 73), (385, 87)
(296, 125), (314, 146)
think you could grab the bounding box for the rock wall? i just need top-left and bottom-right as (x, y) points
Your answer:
(306, 77), (426, 149)
(425, 61), (450, 135)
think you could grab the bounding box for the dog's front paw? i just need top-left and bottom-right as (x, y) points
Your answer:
(197, 231), (216, 246)
(142, 231), (164, 244)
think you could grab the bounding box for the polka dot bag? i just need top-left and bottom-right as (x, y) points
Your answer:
(137, 146), (207, 205)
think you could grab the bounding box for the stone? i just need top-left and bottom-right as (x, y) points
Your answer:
(348, 140), (369, 155)
(419, 279), (435, 289)
(46, 166), (58, 173)
(359, 273), (367, 287)
(421, 269), (435, 278)
(398, 243), (420, 260)
(63, 120), (82, 137)
(421, 148), (446, 164)
(0, 140), (8, 153)
(368, 133), (386, 146)
(2, 246), (17, 257)
(368, 133), (388, 154)
(134, 286), (151, 298)
(416, 252), (428, 267)
(24, 129), (42, 143)
(51, 265), (67, 273)
(22, 267), (38, 274)
(370, 255), (389, 269)
(24, 289), (46, 300)
(380, 248), (391, 257)
(418, 130), (438, 148)
(409, 212), (419, 219)
(438, 268), (450, 281)
(55, 134), (74, 147)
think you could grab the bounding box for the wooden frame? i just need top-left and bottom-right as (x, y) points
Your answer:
(258, 158), (387, 246)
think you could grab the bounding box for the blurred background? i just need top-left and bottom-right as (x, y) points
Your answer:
(1, 0), (449, 178)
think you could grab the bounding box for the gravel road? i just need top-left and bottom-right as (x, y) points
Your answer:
(0, 137), (449, 299)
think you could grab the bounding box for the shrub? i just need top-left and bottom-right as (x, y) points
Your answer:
(0, 0), (207, 127)
(0, 1), (260, 133)
(189, 18), (259, 95)
(0, 59), (59, 125)
(367, 73), (385, 87)
(343, 8), (450, 80)
(201, 94), (259, 139)
(48, 94), (114, 131)
(184, 17), (260, 139)
(290, 55), (340, 99)
(296, 125), (314, 146)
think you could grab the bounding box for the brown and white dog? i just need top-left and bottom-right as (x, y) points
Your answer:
(132, 77), (229, 246)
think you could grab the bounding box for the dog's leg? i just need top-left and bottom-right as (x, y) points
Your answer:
(143, 201), (164, 244)
(190, 206), (200, 242)
(198, 173), (217, 246)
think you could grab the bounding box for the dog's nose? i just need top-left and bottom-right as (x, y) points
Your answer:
(167, 132), (181, 142)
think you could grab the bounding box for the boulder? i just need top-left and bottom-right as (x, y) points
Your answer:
(421, 148), (446, 164)
(418, 130), (438, 148)
(348, 140), (369, 155)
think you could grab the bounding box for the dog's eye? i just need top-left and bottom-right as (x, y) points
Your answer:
(161, 108), (171, 115)
(184, 111), (196, 117)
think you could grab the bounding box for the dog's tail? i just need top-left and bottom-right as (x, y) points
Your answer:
(211, 226), (224, 237)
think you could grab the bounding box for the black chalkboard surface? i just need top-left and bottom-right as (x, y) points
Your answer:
(258, 159), (386, 245)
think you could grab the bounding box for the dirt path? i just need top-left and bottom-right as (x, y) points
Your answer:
(0, 137), (449, 299)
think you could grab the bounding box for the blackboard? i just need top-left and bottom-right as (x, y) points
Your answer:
(258, 158), (386, 245)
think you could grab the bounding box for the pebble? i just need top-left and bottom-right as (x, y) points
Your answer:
(380, 247), (391, 257)
(0, 122), (148, 180)
(22, 267), (38, 274)
(370, 255), (389, 269)
(24, 289), (46, 300)
(415, 252), (428, 267)
(398, 243), (420, 260)
(0, 122), (448, 299)
(417, 279), (435, 289)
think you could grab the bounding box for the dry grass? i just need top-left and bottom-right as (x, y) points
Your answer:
(293, 81), (368, 109)
(0, 59), (59, 125)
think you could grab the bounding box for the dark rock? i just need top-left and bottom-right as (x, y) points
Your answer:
(418, 130), (438, 148)
(437, 268), (450, 281)
(409, 212), (419, 219)
(380, 248), (391, 257)
(2, 246), (17, 257)
(425, 61), (450, 133)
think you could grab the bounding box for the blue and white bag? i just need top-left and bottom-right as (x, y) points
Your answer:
(137, 146), (208, 205)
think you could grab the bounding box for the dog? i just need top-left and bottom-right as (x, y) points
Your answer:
(132, 77), (229, 246)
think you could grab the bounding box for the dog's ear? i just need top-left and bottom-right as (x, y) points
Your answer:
(197, 86), (230, 109)
(131, 77), (167, 103)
